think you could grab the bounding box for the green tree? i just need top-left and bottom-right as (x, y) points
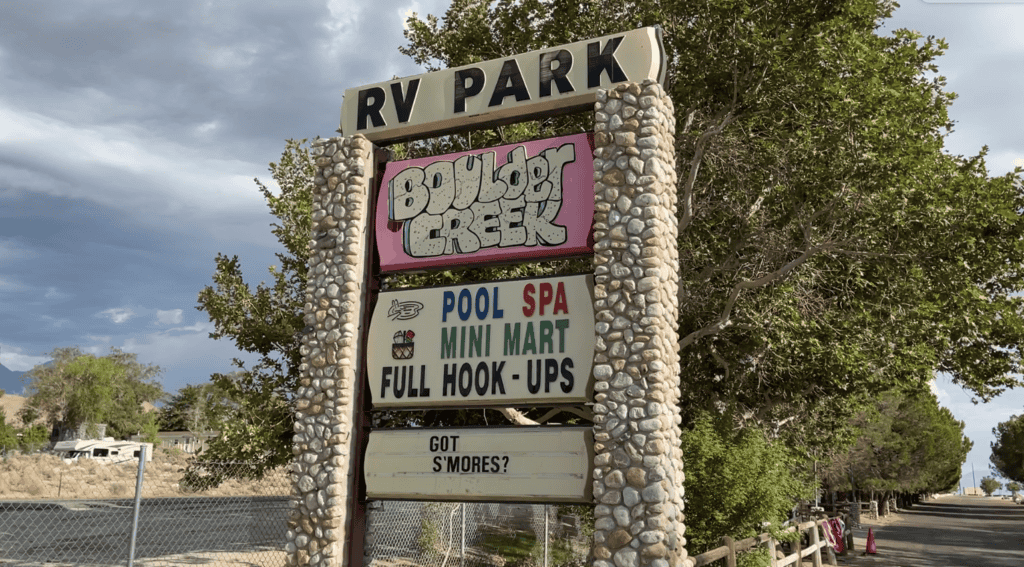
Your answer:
(196, 140), (315, 472)
(18, 424), (50, 452)
(680, 411), (812, 555)
(1006, 481), (1021, 494)
(158, 381), (239, 438)
(22, 347), (163, 439)
(0, 391), (18, 454)
(990, 413), (1024, 483)
(400, 0), (1024, 429)
(824, 389), (971, 496)
(980, 476), (1002, 497)
(200, 0), (1024, 530)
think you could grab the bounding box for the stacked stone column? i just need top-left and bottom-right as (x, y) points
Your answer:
(590, 80), (685, 567)
(287, 135), (374, 567)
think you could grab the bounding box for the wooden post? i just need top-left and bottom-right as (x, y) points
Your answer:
(809, 521), (823, 567)
(723, 536), (737, 567)
(843, 513), (854, 553)
(793, 525), (802, 564)
(767, 537), (779, 567)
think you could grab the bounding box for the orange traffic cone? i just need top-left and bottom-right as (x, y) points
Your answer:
(865, 528), (877, 555)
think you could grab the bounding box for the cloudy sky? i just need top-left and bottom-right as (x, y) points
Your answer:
(1, 1), (1022, 489)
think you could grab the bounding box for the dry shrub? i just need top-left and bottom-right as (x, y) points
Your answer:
(0, 448), (291, 501)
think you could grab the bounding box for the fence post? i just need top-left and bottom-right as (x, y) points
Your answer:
(843, 513), (854, 553)
(723, 536), (737, 567)
(809, 521), (822, 567)
(461, 503), (466, 567)
(544, 504), (549, 567)
(767, 537), (779, 567)
(793, 525), (802, 564)
(127, 445), (146, 566)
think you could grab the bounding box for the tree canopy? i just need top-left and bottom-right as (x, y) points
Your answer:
(158, 380), (239, 437)
(990, 413), (1024, 484)
(22, 347), (163, 440)
(398, 0), (1024, 428)
(980, 476), (1002, 497)
(196, 139), (315, 471)
(822, 389), (971, 495)
(680, 411), (811, 554)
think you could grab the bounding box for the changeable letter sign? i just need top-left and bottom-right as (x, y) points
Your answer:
(365, 427), (594, 503)
(367, 275), (596, 408)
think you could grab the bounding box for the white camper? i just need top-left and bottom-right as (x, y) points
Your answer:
(53, 438), (154, 464)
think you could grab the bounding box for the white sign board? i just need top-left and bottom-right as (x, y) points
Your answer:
(341, 27), (667, 143)
(365, 427), (594, 503)
(367, 274), (595, 408)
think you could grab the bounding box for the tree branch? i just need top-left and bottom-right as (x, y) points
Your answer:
(680, 109), (738, 233)
(679, 242), (834, 350)
(496, 407), (539, 426)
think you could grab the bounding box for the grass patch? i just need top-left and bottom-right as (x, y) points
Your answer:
(478, 530), (582, 567)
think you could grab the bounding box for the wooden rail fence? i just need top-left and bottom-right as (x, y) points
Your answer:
(685, 517), (841, 567)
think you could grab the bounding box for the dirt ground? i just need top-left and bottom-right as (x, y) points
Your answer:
(0, 448), (291, 501)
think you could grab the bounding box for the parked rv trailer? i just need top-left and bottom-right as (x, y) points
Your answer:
(52, 439), (154, 464)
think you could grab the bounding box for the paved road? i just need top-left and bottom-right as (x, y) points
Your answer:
(0, 496), (289, 565)
(837, 495), (1024, 567)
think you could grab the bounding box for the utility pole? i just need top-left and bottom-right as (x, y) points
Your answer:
(972, 462), (977, 494)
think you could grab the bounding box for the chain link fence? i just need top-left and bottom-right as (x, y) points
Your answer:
(0, 449), (590, 567)
(365, 501), (590, 567)
(0, 448), (290, 566)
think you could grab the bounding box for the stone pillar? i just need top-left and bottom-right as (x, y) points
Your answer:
(288, 135), (375, 567)
(590, 80), (685, 567)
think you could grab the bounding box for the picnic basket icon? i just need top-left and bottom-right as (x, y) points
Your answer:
(392, 330), (415, 359)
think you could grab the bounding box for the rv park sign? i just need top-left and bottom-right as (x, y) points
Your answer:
(341, 27), (667, 143)
(289, 24), (685, 567)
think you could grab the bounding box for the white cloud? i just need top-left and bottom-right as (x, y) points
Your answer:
(0, 276), (29, 293)
(44, 286), (71, 301)
(155, 309), (183, 325)
(0, 344), (48, 372)
(929, 378), (951, 404)
(41, 314), (71, 328)
(115, 320), (257, 393)
(0, 238), (36, 261)
(98, 307), (135, 324)
(0, 106), (267, 223)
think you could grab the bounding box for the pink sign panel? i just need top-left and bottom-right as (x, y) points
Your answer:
(376, 133), (595, 272)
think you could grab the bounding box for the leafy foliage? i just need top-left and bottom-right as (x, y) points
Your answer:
(980, 476), (1002, 497)
(200, 0), (1023, 546)
(18, 424), (49, 452)
(21, 347), (163, 440)
(990, 413), (1024, 483)
(195, 139), (315, 473)
(401, 0), (1024, 427)
(0, 400), (18, 453)
(158, 380), (239, 436)
(823, 389), (971, 495)
(679, 412), (811, 555)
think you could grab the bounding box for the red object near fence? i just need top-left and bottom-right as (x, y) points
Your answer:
(828, 518), (845, 553)
(866, 527), (878, 554)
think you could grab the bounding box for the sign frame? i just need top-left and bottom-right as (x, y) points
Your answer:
(364, 426), (595, 504)
(367, 273), (596, 410)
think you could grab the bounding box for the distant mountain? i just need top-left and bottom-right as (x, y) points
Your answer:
(0, 364), (28, 396)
